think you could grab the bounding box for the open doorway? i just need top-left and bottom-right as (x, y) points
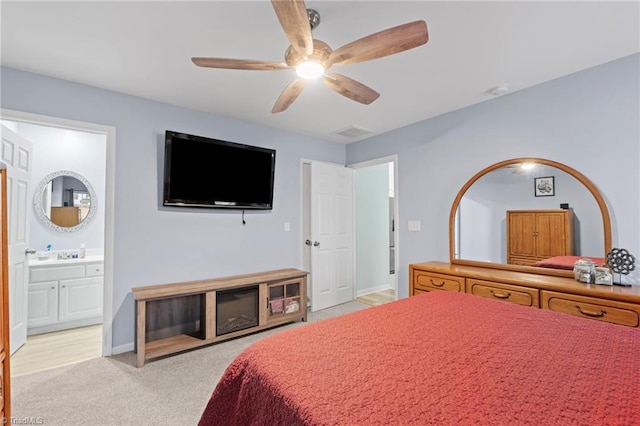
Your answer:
(350, 156), (398, 304)
(301, 156), (398, 310)
(1, 110), (115, 376)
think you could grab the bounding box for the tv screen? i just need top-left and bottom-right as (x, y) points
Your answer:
(163, 131), (275, 210)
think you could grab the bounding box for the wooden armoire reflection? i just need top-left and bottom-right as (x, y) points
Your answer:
(506, 209), (573, 266)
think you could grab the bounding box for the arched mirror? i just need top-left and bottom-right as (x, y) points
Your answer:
(33, 170), (97, 233)
(449, 158), (612, 278)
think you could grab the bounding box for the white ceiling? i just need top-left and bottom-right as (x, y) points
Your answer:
(1, 1), (638, 143)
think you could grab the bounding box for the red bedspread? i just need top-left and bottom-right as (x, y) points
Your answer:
(199, 291), (640, 425)
(533, 255), (606, 270)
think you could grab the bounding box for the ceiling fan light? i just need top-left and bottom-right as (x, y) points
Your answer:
(296, 61), (324, 79)
(520, 163), (536, 171)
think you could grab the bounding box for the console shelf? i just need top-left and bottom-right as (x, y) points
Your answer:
(132, 268), (308, 367)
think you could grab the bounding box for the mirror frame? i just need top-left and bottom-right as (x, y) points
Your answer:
(33, 170), (97, 233)
(449, 157), (612, 278)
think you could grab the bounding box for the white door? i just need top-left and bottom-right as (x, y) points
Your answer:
(309, 162), (354, 311)
(2, 125), (33, 354)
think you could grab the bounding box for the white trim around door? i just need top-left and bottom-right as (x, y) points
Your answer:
(1, 108), (116, 356)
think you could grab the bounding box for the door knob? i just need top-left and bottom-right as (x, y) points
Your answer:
(25, 248), (36, 255)
(313, 241), (320, 247)
(305, 239), (312, 246)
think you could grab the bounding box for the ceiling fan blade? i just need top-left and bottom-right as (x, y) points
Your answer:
(272, 79), (306, 113)
(323, 73), (380, 105)
(327, 20), (428, 67)
(192, 58), (290, 71)
(271, 0), (314, 56)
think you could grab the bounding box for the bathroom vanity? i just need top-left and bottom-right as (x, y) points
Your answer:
(27, 256), (103, 334)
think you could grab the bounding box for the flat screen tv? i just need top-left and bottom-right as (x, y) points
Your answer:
(163, 131), (275, 210)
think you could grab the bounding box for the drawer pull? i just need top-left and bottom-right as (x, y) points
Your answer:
(490, 290), (511, 299)
(430, 279), (445, 288)
(576, 305), (606, 318)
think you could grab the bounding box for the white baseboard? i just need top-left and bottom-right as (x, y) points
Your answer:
(356, 285), (393, 298)
(111, 342), (135, 355)
(27, 317), (102, 336)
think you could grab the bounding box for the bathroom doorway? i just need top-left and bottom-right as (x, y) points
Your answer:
(1, 109), (115, 374)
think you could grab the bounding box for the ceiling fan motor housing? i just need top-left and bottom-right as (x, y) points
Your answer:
(307, 9), (320, 30)
(285, 39), (332, 68)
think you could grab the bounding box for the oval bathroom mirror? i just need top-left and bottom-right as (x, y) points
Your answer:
(33, 170), (97, 233)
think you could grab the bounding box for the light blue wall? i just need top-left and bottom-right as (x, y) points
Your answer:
(1, 67), (346, 348)
(347, 54), (640, 295)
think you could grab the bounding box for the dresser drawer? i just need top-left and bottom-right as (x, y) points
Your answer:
(413, 271), (464, 293)
(541, 291), (640, 327)
(507, 256), (538, 266)
(85, 264), (104, 277)
(467, 279), (540, 307)
(30, 265), (85, 282)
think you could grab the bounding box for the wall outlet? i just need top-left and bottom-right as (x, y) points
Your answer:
(408, 220), (421, 232)
(284, 222), (290, 232)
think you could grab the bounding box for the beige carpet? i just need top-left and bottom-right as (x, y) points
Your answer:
(12, 301), (368, 426)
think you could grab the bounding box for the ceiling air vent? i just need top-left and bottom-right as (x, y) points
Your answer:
(334, 126), (373, 139)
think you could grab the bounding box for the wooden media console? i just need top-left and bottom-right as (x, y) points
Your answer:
(132, 268), (308, 367)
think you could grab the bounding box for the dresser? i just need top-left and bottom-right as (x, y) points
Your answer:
(28, 257), (104, 334)
(507, 209), (573, 266)
(410, 261), (640, 328)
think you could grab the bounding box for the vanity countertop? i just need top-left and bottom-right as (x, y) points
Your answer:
(28, 255), (104, 267)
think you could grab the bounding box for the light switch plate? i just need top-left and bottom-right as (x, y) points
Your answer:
(284, 222), (290, 232)
(408, 220), (421, 232)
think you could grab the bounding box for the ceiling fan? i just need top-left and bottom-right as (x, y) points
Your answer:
(191, 0), (429, 113)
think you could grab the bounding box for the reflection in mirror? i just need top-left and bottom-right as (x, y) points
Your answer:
(450, 158), (612, 277)
(42, 176), (91, 227)
(34, 170), (97, 233)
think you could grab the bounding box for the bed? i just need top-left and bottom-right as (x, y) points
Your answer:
(532, 255), (606, 270)
(199, 291), (640, 425)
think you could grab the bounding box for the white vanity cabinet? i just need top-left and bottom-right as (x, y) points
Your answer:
(58, 276), (103, 322)
(28, 259), (103, 334)
(27, 281), (59, 327)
